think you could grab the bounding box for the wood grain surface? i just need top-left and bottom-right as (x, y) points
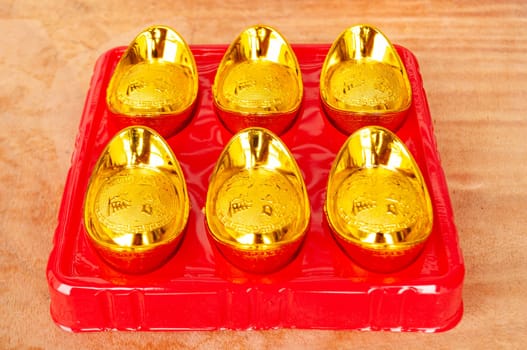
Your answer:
(1, 1), (526, 349)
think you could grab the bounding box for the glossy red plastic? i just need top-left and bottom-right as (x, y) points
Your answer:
(46, 44), (464, 332)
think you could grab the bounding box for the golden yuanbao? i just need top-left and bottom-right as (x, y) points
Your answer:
(320, 24), (412, 134)
(83, 126), (190, 273)
(325, 126), (433, 272)
(106, 25), (198, 135)
(206, 127), (310, 273)
(212, 25), (303, 135)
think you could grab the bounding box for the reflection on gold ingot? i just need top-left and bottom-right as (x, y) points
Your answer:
(325, 126), (433, 272)
(206, 128), (310, 273)
(212, 25), (303, 135)
(83, 126), (190, 273)
(106, 25), (198, 136)
(320, 25), (412, 134)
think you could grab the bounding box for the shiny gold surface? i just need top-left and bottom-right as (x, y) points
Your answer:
(320, 25), (412, 134)
(212, 25), (303, 134)
(106, 25), (198, 119)
(325, 126), (433, 271)
(206, 128), (310, 273)
(83, 126), (190, 273)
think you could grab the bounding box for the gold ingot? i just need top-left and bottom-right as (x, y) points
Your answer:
(325, 126), (433, 272)
(106, 25), (198, 136)
(212, 25), (303, 135)
(206, 128), (310, 273)
(320, 25), (412, 134)
(83, 126), (190, 273)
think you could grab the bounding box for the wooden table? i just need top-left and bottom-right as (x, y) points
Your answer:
(1, 1), (526, 348)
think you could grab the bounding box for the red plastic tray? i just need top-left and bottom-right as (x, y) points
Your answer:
(46, 44), (464, 332)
